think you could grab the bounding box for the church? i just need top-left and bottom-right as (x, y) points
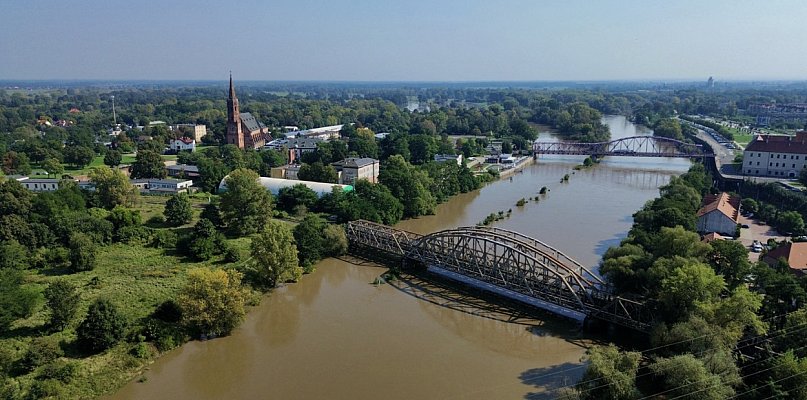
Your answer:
(226, 74), (269, 149)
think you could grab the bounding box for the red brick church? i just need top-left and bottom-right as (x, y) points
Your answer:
(226, 74), (269, 149)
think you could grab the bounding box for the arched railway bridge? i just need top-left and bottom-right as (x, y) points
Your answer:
(346, 220), (652, 332)
(532, 135), (714, 158)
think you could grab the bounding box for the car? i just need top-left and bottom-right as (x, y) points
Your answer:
(751, 245), (763, 253)
(741, 224), (750, 229)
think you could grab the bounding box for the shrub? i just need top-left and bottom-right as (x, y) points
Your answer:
(76, 299), (127, 353)
(130, 342), (150, 359)
(178, 268), (248, 336)
(68, 232), (96, 272)
(117, 225), (152, 244)
(153, 300), (182, 322)
(0, 347), (13, 378)
(164, 193), (193, 226)
(21, 337), (63, 372)
(151, 229), (178, 249)
(28, 379), (65, 399)
(224, 246), (241, 263)
(516, 198), (526, 207)
(38, 359), (77, 383)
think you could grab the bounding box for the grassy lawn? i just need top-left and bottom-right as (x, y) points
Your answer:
(137, 194), (211, 227)
(2, 237), (253, 399)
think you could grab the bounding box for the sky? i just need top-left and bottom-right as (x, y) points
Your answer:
(2, 0), (807, 81)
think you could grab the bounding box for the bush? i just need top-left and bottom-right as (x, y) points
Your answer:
(76, 299), (127, 353)
(164, 193), (193, 226)
(21, 337), (63, 372)
(153, 300), (182, 322)
(28, 379), (65, 399)
(38, 359), (77, 383)
(130, 342), (150, 359)
(151, 229), (178, 249)
(117, 225), (152, 244)
(224, 246), (241, 263)
(178, 268), (248, 336)
(0, 347), (13, 378)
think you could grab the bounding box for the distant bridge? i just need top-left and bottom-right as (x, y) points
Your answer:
(533, 136), (714, 158)
(346, 220), (652, 332)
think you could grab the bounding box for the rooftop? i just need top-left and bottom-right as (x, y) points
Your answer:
(745, 132), (807, 155)
(697, 192), (740, 222)
(332, 157), (378, 168)
(765, 242), (807, 270)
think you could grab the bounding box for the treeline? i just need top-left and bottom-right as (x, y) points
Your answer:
(740, 181), (807, 235)
(560, 163), (807, 399)
(680, 115), (735, 140)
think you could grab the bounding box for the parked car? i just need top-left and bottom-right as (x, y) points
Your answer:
(741, 224), (750, 229)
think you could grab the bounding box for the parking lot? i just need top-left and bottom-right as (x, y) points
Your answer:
(737, 214), (787, 262)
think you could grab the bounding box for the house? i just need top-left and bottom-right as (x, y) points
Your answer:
(287, 137), (323, 160)
(701, 232), (727, 243)
(131, 178), (193, 194)
(742, 131), (807, 178)
(434, 154), (464, 165)
(169, 124), (207, 142)
(169, 138), (196, 152)
(17, 177), (60, 192)
(166, 164), (200, 178)
(331, 158), (380, 185)
(696, 192), (740, 236)
(762, 242), (807, 275)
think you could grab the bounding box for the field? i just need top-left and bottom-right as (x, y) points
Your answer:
(0, 196), (252, 399)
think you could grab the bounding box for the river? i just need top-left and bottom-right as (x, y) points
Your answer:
(111, 115), (691, 400)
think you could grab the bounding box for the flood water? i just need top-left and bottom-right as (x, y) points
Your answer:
(111, 116), (690, 400)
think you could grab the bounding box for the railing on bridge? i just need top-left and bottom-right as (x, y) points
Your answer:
(345, 219), (652, 332)
(533, 135), (714, 158)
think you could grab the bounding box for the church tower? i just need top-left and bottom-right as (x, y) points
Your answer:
(226, 73), (244, 148)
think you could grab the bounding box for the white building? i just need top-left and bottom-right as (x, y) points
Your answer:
(696, 192), (740, 236)
(331, 158), (380, 185)
(17, 177), (60, 192)
(218, 176), (352, 197)
(131, 178), (194, 194)
(743, 132), (807, 178)
(434, 154), (463, 165)
(170, 124), (207, 142)
(169, 138), (196, 152)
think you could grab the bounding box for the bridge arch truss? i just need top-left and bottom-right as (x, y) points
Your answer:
(533, 135), (713, 158)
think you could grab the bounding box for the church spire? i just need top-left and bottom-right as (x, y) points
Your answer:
(228, 71), (236, 100)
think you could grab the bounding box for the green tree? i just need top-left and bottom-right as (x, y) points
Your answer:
(45, 280), (80, 331)
(650, 354), (735, 400)
(298, 162), (339, 183)
(379, 155), (435, 218)
(76, 298), (127, 352)
(21, 337), (64, 372)
(657, 259), (725, 322)
(42, 158), (63, 176)
(0, 269), (39, 332)
(220, 168), (273, 235)
(89, 166), (139, 208)
(276, 184), (318, 214)
(249, 220), (302, 287)
(575, 345), (641, 400)
(0, 240), (28, 270)
(103, 150), (122, 167)
(178, 268), (248, 336)
(707, 239), (752, 289)
(2, 150), (32, 175)
(293, 215), (329, 271)
(164, 193), (193, 226)
(352, 180), (404, 225)
(185, 218), (226, 261)
(198, 157), (229, 193)
(130, 150), (166, 179)
(63, 145), (95, 169)
(741, 198), (759, 214)
(68, 232), (96, 272)
(0, 178), (33, 217)
(777, 210), (804, 235)
(322, 224), (348, 257)
(653, 118), (684, 141)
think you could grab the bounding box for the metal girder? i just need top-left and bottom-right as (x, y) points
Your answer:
(533, 135), (714, 158)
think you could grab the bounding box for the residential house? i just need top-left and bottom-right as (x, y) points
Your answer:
(169, 138), (196, 152)
(696, 192), (740, 236)
(763, 242), (807, 275)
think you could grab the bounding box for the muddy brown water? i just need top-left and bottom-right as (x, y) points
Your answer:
(111, 116), (691, 399)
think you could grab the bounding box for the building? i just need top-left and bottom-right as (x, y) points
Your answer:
(742, 132), (807, 178)
(287, 137), (323, 160)
(762, 242), (807, 275)
(131, 178), (194, 194)
(170, 124), (207, 142)
(219, 176), (352, 197)
(226, 74), (269, 149)
(696, 192), (740, 236)
(169, 138), (196, 152)
(434, 154), (464, 165)
(701, 232), (726, 243)
(17, 177), (60, 192)
(296, 124), (343, 141)
(166, 164), (200, 178)
(331, 158), (380, 185)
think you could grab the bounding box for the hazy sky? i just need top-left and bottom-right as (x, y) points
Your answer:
(2, 0), (806, 81)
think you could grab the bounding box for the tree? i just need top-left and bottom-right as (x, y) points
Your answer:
(178, 268), (248, 336)
(650, 354), (735, 400)
(2, 151), (32, 175)
(293, 215), (329, 271)
(164, 193), (193, 226)
(297, 162), (338, 183)
(352, 180), (404, 225)
(322, 224), (348, 257)
(68, 232), (96, 272)
(707, 239), (752, 289)
(0, 178), (32, 217)
(45, 280), (80, 331)
(76, 298), (127, 352)
(777, 210), (804, 235)
(741, 198), (759, 214)
(249, 220), (302, 287)
(103, 150), (122, 167)
(89, 166), (139, 208)
(130, 150), (166, 179)
(653, 118), (684, 141)
(0, 240), (28, 270)
(42, 158), (63, 176)
(197, 157), (229, 193)
(657, 260), (725, 322)
(575, 345), (641, 400)
(63, 145), (95, 169)
(0, 269), (39, 333)
(220, 168), (273, 235)
(276, 184), (318, 214)
(185, 219), (226, 261)
(379, 155), (435, 218)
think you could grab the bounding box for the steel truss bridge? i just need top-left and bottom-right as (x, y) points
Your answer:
(532, 136), (714, 158)
(346, 219), (653, 332)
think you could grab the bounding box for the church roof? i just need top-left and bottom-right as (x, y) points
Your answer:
(240, 112), (265, 133)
